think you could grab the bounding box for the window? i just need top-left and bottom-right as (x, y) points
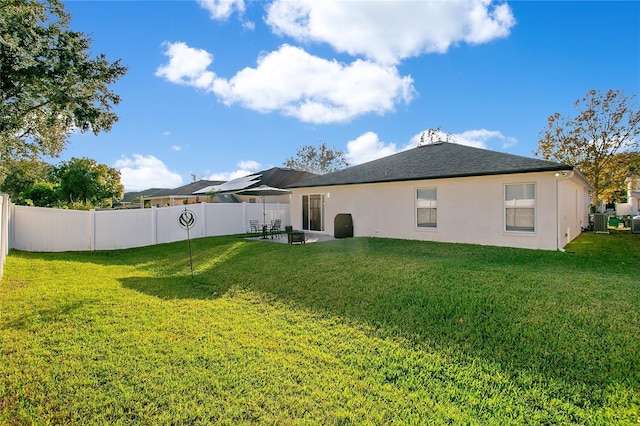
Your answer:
(505, 183), (535, 232)
(416, 188), (437, 228)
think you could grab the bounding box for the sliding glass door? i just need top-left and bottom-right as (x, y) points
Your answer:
(302, 194), (324, 231)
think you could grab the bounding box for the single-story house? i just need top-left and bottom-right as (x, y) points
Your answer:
(287, 142), (593, 251)
(141, 180), (225, 207)
(114, 188), (170, 209)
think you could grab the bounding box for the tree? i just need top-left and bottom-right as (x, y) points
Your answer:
(283, 142), (349, 175)
(55, 157), (123, 207)
(419, 126), (456, 145)
(0, 0), (127, 180)
(21, 181), (58, 207)
(536, 89), (640, 207)
(0, 159), (54, 202)
(599, 150), (640, 204)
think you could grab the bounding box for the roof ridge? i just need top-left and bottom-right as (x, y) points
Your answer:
(288, 142), (573, 188)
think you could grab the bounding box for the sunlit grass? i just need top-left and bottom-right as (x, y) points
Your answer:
(1, 231), (639, 424)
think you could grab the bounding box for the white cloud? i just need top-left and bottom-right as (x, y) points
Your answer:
(157, 43), (415, 123)
(454, 129), (516, 149)
(206, 169), (252, 181)
(155, 42), (216, 90)
(410, 128), (517, 150)
(346, 128), (519, 166)
(171, 145), (182, 151)
(346, 132), (398, 165)
(114, 154), (184, 192)
(163, 130), (171, 136)
(266, 0), (515, 65)
(237, 160), (260, 170)
(158, 2), (515, 125)
(242, 20), (255, 31)
(197, 0), (245, 20)
(205, 160), (260, 181)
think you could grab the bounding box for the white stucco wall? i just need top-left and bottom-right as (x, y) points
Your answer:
(290, 171), (590, 250)
(557, 174), (590, 246)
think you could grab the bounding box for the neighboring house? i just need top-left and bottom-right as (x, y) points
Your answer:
(629, 177), (640, 215)
(113, 188), (169, 209)
(287, 142), (593, 251)
(615, 176), (640, 216)
(142, 180), (225, 207)
(194, 167), (318, 204)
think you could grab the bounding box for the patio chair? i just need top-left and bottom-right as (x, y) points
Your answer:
(269, 219), (282, 238)
(249, 220), (261, 238)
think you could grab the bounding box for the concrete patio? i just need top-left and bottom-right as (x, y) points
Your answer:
(253, 232), (336, 244)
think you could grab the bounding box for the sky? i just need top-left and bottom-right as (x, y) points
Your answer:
(59, 0), (639, 192)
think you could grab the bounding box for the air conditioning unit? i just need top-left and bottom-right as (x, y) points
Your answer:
(593, 213), (609, 233)
(632, 216), (640, 234)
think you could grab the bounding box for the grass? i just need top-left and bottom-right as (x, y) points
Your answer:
(1, 230), (639, 424)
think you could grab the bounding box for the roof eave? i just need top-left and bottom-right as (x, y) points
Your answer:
(288, 166), (574, 189)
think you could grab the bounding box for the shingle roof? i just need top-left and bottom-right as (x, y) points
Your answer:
(151, 180), (225, 197)
(257, 167), (318, 188)
(195, 167), (318, 194)
(287, 142), (572, 188)
(120, 188), (169, 203)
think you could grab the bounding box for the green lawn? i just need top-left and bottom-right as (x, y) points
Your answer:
(1, 231), (638, 424)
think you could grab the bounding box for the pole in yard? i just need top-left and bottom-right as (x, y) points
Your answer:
(178, 208), (196, 280)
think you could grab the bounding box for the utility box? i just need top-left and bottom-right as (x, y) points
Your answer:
(632, 216), (640, 234)
(593, 213), (609, 234)
(334, 214), (353, 238)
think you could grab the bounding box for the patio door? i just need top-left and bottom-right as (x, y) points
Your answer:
(302, 194), (324, 231)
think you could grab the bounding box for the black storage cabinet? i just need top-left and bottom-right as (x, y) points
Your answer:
(334, 214), (353, 238)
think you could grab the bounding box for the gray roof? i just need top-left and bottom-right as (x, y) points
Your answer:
(196, 167), (318, 194)
(120, 188), (169, 203)
(287, 142), (572, 188)
(151, 180), (225, 197)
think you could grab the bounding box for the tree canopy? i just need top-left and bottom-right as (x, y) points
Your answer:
(2, 157), (123, 208)
(283, 142), (349, 175)
(55, 157), (123, 207)
(418, 126), (456, 145)
(0, 0), (127, 179)
(536, 89), (640, 206)
(0, 158), (53, 202)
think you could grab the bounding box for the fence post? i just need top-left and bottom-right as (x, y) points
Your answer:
(201, 202), (207, 237)
(242, 202), (248, 233)
(151, 206), (157, 245)
(8, 199), (13, 252)
(90, 209), (96, 251)
(0, 195), (7, 277)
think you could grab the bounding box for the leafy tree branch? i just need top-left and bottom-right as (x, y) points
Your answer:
(283, 142), (349, 175)
(0, 0), (127, 181)
(536, 89), (640, 206)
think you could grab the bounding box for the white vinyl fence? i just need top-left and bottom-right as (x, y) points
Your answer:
(0, 195), (9, 276)
(7, 201), (290, 253)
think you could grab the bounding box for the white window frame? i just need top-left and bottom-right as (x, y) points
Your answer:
(416, 187), (437, 229)
(504, 183), (536, 233)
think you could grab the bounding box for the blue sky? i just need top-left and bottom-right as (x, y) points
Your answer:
(60, 0), (639, 192)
